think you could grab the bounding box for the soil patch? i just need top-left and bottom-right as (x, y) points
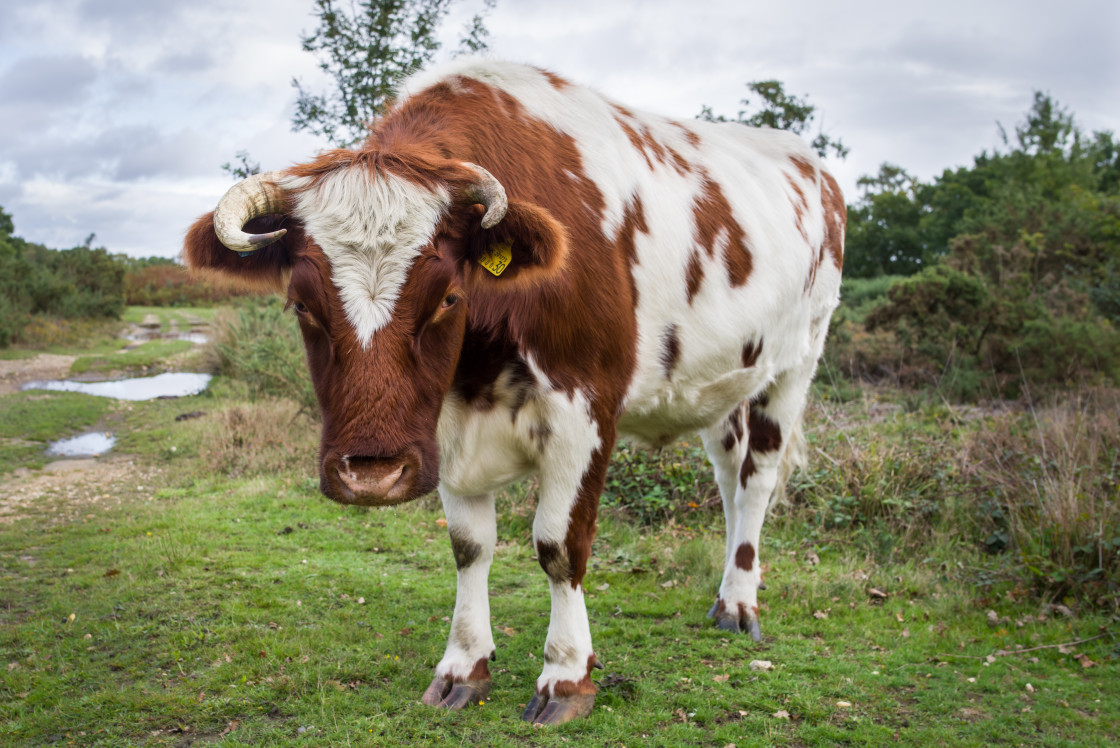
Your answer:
(0, 455), (164, 525)
(0, 354), (78, 396)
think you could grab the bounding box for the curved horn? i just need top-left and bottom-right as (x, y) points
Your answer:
(213, 172), (289, 253)
(459, 162), (508, 229)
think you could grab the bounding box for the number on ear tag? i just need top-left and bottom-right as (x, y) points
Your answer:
(479, 242), (512, 277)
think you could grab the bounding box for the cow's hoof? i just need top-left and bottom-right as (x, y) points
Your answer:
(420, 676), (491, 709)
(707, 598), (762, 641)
(521, 692), (595, 725)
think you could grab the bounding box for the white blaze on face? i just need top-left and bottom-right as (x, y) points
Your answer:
(281, 168), (450, 348)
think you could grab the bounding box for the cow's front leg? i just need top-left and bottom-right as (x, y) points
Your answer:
(521, 405), (611, 726)
(421, 489), (497, 709)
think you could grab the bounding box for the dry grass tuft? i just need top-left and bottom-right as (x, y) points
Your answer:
(968, 387), (1120, 602)
(195, 398), (319, 479)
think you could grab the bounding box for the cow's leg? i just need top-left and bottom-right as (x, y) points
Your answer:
(421, 489), (497, 709)
(521, 400), (610, 726)
(700, 362), (815, 640)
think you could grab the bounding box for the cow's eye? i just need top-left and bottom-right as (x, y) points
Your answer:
(441, 294), (459, 310)
(292, 301), (309, 315)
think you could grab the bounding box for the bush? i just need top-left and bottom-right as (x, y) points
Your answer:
(1, 208), (128, 346)
(966, 389), (1120, 604)
(786, 401), (966, 555)
(124, 261), (261, 306)
(863, 236), (1120, 398)
(211, 298), (316, 411)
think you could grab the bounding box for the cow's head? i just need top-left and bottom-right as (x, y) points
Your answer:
(184, 150), (568, 506)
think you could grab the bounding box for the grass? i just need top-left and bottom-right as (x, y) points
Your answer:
(1, 466), (1116, 746)
(122, 306), (218, 330)
(1, 374), (1117, 746)
(0, 391), (115, 473)
(70, 339), (195, 375)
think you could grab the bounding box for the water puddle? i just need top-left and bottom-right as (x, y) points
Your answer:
(125, 329), (210, 344)
(46, 431), (117, 458)
(22, 372), (212, 401)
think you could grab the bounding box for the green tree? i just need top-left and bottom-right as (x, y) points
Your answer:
(291, 0), (455, 148)
(699, 80), (848, 160)
(844, 163), (929, 277)
(858, 92), (1120, 393)
(223, 0), (496, 177)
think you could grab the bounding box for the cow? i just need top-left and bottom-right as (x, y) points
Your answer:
(184, 59), (844, 725)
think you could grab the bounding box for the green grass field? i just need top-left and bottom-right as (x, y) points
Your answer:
(0, 320), (1117, 746)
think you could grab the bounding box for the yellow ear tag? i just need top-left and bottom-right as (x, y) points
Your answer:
(479, 242), (512, 277)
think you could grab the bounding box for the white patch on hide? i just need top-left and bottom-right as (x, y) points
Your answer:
(281, 168), (449, 348)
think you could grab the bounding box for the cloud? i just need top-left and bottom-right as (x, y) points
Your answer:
(0, 54), (98, 107)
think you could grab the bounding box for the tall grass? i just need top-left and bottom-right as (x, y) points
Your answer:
(782, 388), (1120, 609)
(968, 388), (1120, 604)
(194, 398), (319, 479)
(211, 298), (316, 411)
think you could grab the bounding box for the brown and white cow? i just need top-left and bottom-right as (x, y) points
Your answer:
(184, 59), (844, 725)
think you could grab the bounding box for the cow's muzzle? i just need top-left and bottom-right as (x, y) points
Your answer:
(321, 449), (435, 506)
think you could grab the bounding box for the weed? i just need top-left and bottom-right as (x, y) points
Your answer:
(602, 440), (718, 525)
(70, 339), (193, 375)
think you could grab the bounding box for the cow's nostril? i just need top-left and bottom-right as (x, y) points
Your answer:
(331, 454), (419, 505)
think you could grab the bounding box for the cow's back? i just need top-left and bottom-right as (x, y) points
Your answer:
(397, 60), (843, 443)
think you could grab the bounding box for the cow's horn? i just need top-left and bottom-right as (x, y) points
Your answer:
(459, 162), (507, 229)
(213, 172), (289, 253)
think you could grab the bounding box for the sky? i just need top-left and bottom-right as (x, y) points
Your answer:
(1, 0), (1117, 259)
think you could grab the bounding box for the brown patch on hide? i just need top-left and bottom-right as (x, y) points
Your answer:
(735, 542), (755, 572)
(692, 177), (752, 291)
(449, 528), (483, 570)
(741, 339), (762, 368)
(739, 451), (756, 489)
(536, 540), (570, 583)
(547, 654), (600, 697)
(721, 404), (744, 452)
(748, 408), (782, 454)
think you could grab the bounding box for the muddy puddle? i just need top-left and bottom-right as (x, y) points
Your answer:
(46, 432), (117, 458)
(22, 372), (212, 401)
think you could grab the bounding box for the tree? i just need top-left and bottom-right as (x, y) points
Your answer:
(857, 92), (1120, 392)
(221, 150), (261, 181)
(844, 163), (928, 277)
(699, 80), (848, 160)
(223, 0), (496, 177)
(292, 0), (496, 149)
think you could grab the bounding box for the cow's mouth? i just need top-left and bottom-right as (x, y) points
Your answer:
(321, 451), (436, 506)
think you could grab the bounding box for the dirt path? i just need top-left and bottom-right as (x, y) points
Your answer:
(1, 321), (210, 521)
(0, 456), (164, 525)
(0, 353), (78, 396)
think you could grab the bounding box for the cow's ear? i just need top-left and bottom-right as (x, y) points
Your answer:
(458, 200), (569, 289)
(182, 212), (300, 291)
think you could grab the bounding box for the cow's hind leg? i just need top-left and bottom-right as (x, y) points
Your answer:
(699, 361), (815, 640)
(421, 489), (497, 709)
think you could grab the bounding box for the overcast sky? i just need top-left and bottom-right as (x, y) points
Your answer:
(1, 0), (1117, 258)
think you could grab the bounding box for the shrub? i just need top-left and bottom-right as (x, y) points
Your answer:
(124, 262), (261, 306)
(864, 236), (1120, 397)
(785, 401), (966, 555)
(211, 298), (316, 411)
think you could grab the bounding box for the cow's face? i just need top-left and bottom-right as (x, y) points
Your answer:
(184, 151), (568, 506)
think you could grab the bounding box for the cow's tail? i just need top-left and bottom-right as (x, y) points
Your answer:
(769, 415), (807, 511)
